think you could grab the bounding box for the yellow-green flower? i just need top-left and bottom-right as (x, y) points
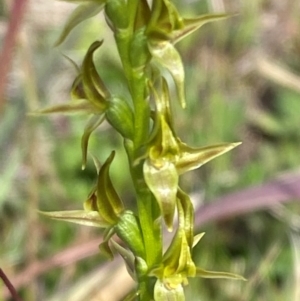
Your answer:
(144, 79), (240, 230)
(145, 0), (231, 108)
(33, 41), (110, 169)
(150, 190), (245, 301)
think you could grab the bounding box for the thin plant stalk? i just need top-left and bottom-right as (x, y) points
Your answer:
(0, 268), (23, 301)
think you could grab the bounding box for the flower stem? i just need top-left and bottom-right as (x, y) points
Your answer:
(124, 142), (162, 300)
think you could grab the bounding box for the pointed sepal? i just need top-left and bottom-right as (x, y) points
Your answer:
(147, 0), (184, 40)
(97, 151), (124, 224)
(143, 159), (178, 231)
(148, 41), (186, 108)
(192, 232), (205, 248)
(177, 188), (194, 247)
(176, 142), (241, 174)
(54, 2), (105, 46)
(81, 114), (105, 169)
(30, 99), (96, 115)
(196, 267), (246, 281)
(84, 185), (98, 212)
(99, 226), (116, 260)
(172, 13), (233, 44)
(82, 41), (110, 109)
(111, 239), (136, 280)
(38, 210), (109, 227)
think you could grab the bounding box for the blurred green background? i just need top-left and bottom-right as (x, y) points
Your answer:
(1, 0), (300, 300)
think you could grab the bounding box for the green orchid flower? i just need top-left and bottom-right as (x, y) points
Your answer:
(33, 40), (134, 169)
(33, 41), (110, 169)
(40, 151), (123, 227)
(144, 79), (240, 230)
(146, 0), (232, 44)
(84, 152), (145, 260)
(145, 0), (232, 108)
(41, 152), (145, 262)
(150, 190), (245, 301)
(83, 151), (124, 224)
(34, 41), (109, 116)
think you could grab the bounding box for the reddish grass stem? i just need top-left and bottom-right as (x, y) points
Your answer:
(0, 268), (23, 301)
(0, 0), (28, 115)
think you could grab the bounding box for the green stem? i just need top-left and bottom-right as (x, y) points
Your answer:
(135, 187), (161, 300)
(124, 141), (162, 268)
(124, 141), (162, 301)
(138, 277), (156, 301)
(113, 0), (138, 80)
(115, 34), (150, 148)
(135, 179), (162, 268)
(114, 2), (162, 299)
(130, 71), (150, 148)
(114, 30), (132, 83)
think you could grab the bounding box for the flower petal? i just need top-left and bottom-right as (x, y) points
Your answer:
(147, 0), (183, 39)
(54, 2), (105, 46)
(143, 159), (178, 231)
(82, 41), (110, 109)
(177, 142), (241, 174)
(38, 210), (109, 227)
(148, 40), (186, 108)
(154, 279), (185, 301)
(155, 196), (195, 280)
(111, 239), (136, 280)
(177, 188), (194, 248)
(99, 226), (116, 260)
(172, 13), (233, 44)
(81, 114), (105, 169)
(134, 0), (151, 30)
(84, 186), (98, 211)
(192, 232), (205, 248)
(196, 267), (246, 280)
(30, 99), (96, 115)
(97, 151), (125, 224)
